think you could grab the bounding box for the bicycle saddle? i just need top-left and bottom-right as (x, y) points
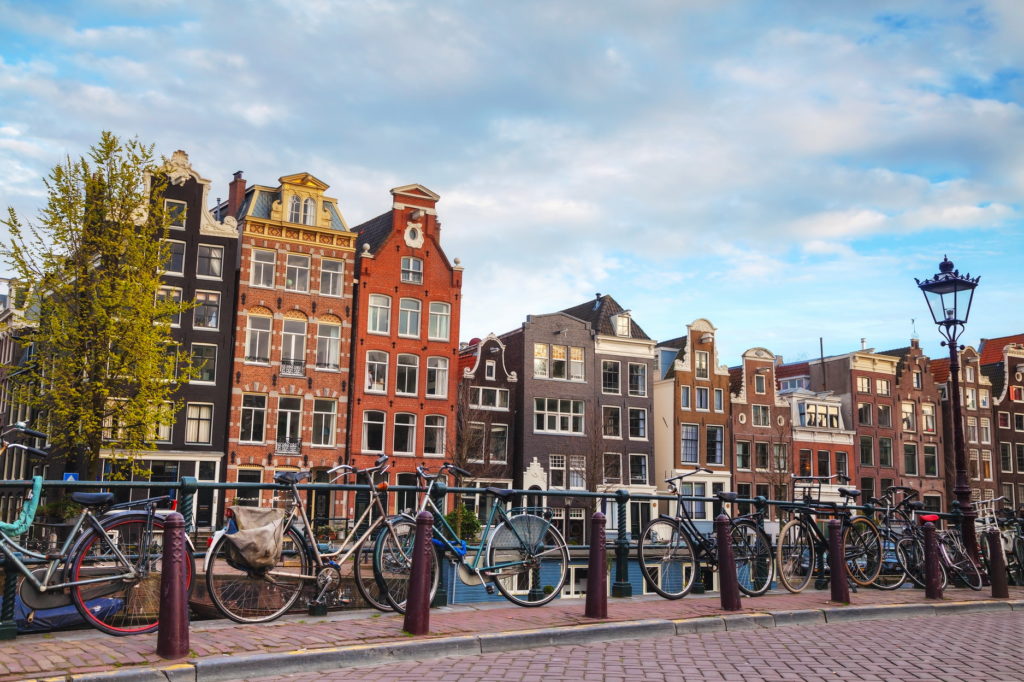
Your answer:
(273, 471), (310, 485)
(71, 492), (114, 507)
(920, 514), (940, 523)
(837, 487), (861, 500)
(908, 501), (925, 510)
(486, 487), (515, 501)
(715, 491), (738, 503)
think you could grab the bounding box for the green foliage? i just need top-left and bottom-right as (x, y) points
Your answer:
(41, 497), (82, 521)
(1, 132), (197, 477)
(446, 503), (482, 540)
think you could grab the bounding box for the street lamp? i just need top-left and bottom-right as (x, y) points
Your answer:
(916, 255), (981, 564)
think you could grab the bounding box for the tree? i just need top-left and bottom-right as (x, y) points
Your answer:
(1, 132), (194, 478)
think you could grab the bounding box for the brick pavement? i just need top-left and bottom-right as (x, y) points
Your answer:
(2, 587), (1023, 681)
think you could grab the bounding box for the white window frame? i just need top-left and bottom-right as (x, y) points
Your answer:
(193, 290), (220, 330)
(401, 256), (423, 284)
(196, 244), (224, 280)
(285, 254), (310, 292)
(393, 413), (416, 455)
(239, 395), (267, 443)
(695, 351), (709, 380)
(426, 357), (449, 398)
(398, 298), (421, 338)
(246, 315), (272, 364)
(424, 415), (446, 456)
(628, 407), (647, 440)
(312, 399), (337, 447)
(362, 410), (386, 453)
(603, 405), (622, 439)
(366, 350), (388, 393)
(428, 302), (450, 341)
(250, 249), (275, 288)
(396, 353), (419, 396)
(164, 239), (185, 276)
(602, 360), (621, 394)
(315, 323), (340, 370)
(368, 294), (391, 335)
(319, 259), (344, 296)
(190, 343), (217, 384)
(165, 199), (186, 229)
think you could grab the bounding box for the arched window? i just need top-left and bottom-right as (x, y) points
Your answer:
(289, 196), (301, 223)
(303, 198), (316, 225)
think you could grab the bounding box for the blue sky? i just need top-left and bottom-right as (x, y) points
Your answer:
(1, 0), (1021, 365)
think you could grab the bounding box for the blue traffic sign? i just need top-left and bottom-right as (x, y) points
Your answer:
(63, 472), (79, 481)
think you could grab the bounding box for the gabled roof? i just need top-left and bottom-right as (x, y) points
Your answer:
(931, 357), (951, 384)
(979, 334), (1024, 366)
(656, 335), (687, 349)
(351, 211), (393, 268)
(877, 346), (912, 360)
(981, 362), (1005, 398)
(776, 361), (810, 379)
(559, 294), (650, 340)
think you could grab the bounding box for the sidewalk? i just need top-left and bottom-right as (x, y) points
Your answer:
(5, 586), (1024, 682)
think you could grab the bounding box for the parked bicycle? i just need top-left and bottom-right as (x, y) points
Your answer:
(775, 474), (882, 592)
(204, 455), (402, 623)
(372, 462), (569, 612)
(976, 497), (1024, 586)
(893, 508), (982, 591)
(869, 485), (925, 590)
(637, 467), (774, 599)
(0, 423), (194, 636)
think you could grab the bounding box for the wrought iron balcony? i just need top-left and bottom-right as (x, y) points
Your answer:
(245, 355), (270, 364)
(280, 359), (306, 377)
(275, 438), (301, 455)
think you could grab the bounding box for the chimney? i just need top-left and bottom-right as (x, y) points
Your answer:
(860, 338), (867, 351)
(775, 355), (784, 366)
(911, 338), (919, 349)
(228, 171), (245, 218)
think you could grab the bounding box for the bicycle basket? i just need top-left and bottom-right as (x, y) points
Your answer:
(791, 477), (823, 506)
(224, 506), (286, 570)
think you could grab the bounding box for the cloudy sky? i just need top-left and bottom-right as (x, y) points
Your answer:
(1, 0), (1021, 365)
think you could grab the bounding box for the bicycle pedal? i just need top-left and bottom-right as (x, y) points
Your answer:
(485, 583), (495, 595)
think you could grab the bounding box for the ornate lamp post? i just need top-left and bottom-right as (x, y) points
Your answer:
(916, 256), (981, 563)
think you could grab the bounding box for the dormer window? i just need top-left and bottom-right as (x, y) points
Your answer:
(289, 196), (301, 223)
(303, 198), (316, 226)
(614, 313), (630, 337)
(165, 199), (186, 229)
(401, 257), (423, 284)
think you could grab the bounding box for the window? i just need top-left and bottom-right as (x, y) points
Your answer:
(912, 371), (922, 389)
(401, 257), (423, 284)
(615, 314), (630, 337)
(398, 298), (421, 337)
(802, 403), (840, 428)
(284, 254), (310, 292)
(903, 443), (918, 476)
(858, 402), (872, 426)
(752, 405), (770, 427)
(755, 442), (769, 469)
(736, 441), (750, 470)
(681, 482), (706, 519)
(485, 360), (496, 380)
(165, 199), (186, 228)
(316, 323), (340, 369)
(426, 357), (448, 397)
(876, 379), (891, 396)
(774, 444), (787, 472)
(981, 418), (991, 444)
(153, 403), (173, 442)
(246, 315), (271, 362)
(533, 343), (549, 378)
(276, 397), (301, 446)
(706, 426), (724, 465)
(980, 390), (990, 408)
(922, 404), (936, 433)
(185, 403), (213, 444)
(695, 351), (709, 379)
(1017, 414), (1024, 432)
(857, 376), (870, 393)
(966, 388), (977, 410)
(1017, 444), (1024, 472)
(680, 386), (691, 409)
(714, 388), (724, 412)
(966, 366), (975, 382)
(836, 451), (848, 479)
(817, 451), (830, 477)
(466, 423), (485, 462)
(366, 351), (388, 392)
(901, 402), (915, 431)
(240, 395), (266, 443)
(570, 347), (585, 380)
(860, 478), (875, 504)
(859, 436), (873, 465)
(878, 404), (892, 428)
(879, 437), (893, 467)
(982, 450), (993, 480)
(550, 454), (566, 488)
(489, 425), (508, 463)
(191, 344), (217, 383)
(289, 196), (301, 223)
(396, 354), (419, 395)
(924, 445), (938, 477)
(193, 291), (220, 329)
(999, 412), (1011, 429)
(754, 373), (766, 394)
(967, 418), (978, 443)
(1000, 443), (1013, 473)
(469, 387), (510, 409)
(393, 414), (416, 454)
(799, 449), (812, 476)
(251, 249), (275, 287)
(628, 363), (647, 397)
(601, 361), (620, 393)
(628, 408), (647, 439)
(164, 240), (185, 275)
(630, 454), (648, 485)
(428, 302), (450, 341)
(281, 319), (306, 374)
(602, 406), (621, 438)
(197, 244), (223, 279)
(319, 259), (343, 296)
(695, 387), (709, 411)
(677, 423), (698, 464)
(569, 455), (586, 489)
(604, 453), (621, 484)
(550, 345), (568, 379)
(970, 450), (979, 479)
(362, 411), (385, 452)
(424, 415), (446, 456)
(368, 294), (391, 334)
(302, 197), (316, 225)
(1012, 386), (1024, 402)
(534, 398), (585, 434)
(157, 286), (182, 326)
(312, 399), (336, 446)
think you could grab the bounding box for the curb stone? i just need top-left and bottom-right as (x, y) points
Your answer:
(931, 600), (1011, 615)
(771, 609), (824, 626)
(673, 617), (725, 635)
(721, 613), (774, 631)
(478, 620), (674, 653)
(823, 603), (935, 622)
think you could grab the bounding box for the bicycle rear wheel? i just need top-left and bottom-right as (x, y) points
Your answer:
(731, 520), (773, 596)
(488, 513), (568, 606)
(637, 518), (698, 599)
(776, 519), (815, 593)
(352, 539), (391, 611)
(205, 525), (311, 623)
(69, 513), (194, 636)
(941, 534), (983, 590)
(844, 517), (882, 586)
(896, 536), (947, 589)
(373, 518), (438, 613)
(1013, 536), (1024, 586)
(873, 536), (908, 591)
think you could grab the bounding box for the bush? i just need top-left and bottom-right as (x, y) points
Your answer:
(445, 504), (482, 540)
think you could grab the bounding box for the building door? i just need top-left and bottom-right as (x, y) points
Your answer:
(196, 460), (217, 528)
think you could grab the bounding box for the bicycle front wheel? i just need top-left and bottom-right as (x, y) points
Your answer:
(205, 525), (311, 623)
(731, 520), (773, 596)
(1013, 536), (1024, 586)
(488, 513), (568, 607)
(373, 518), (439, 614)
(638, 518), (698, 599)
(776, 519), (815, 593)
(844, 517), (882, 587)
(873, 535), (908, 591)
(69, 513), (195, 636)
(941, 535), (983, 590)
(353, 538), (391, 612)
(896, 535), (947, 589)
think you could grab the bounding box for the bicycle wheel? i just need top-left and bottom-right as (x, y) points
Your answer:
(352, 538), (391, 611)
(978, 531), (993, 576)
(731, 520), (773, 596)
(873, 535), (908, 591)
(206, 525), (311, 623)
(844, 517), (882, 587)
(1013, 536), (1024, 586)
(941, 534), (983, 590)
(488, 513), (569, 607)
(776, 519), (815, 593)
(69, 513), (194, 636)
(373, 518), (439, 613)
(637, 518), (698, 599)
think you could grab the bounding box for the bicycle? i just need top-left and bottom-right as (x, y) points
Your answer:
(775, 474), (882, 593)
(204, 455), (404, 623)
(869, 485), (923, 590)
(637, 467), (774, 599)
(976, 498), (1024, 586)
(893, 507), (981, 591)
(373, 462), (569, 612)
(0, 422), (195, 636)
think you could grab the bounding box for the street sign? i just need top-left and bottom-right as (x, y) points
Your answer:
(63, 472), (79, 482)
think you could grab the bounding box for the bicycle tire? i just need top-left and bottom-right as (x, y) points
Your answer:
(69, 513), (194, 636)
(978, 531), (993, 576)
(488, 513), (568, 607)
(373, 518), (439, 613)
(352, 538), (392, 611)
(776, 519), (815, 593)
(873, 535), (908, 591)
(730, 520), (773, 596)
(1013, 536), (1024, 586)
(844, 517), (882, 587)
(637, 518), (698, 599)
(206, 525), (311, 623)
(940, 534), (983, 590)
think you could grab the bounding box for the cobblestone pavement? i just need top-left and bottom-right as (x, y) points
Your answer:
(254, 611), (1024, 682)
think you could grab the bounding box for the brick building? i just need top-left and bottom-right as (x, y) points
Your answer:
(979, 335), (1024, 508)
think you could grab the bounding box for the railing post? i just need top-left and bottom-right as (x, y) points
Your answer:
(753, 496), (768, 530)
(157, 512), (189, 659)
(987, 528), (1009, 598)
(923, 522), (942, 599)
(585, 512), (608, 618)
(178, 476), (198, 535)
(611, 489), (632, 597)
(429, 481), (448, 607)
(403, 510), (433, 636)
(828, 519), (850, 604)
(715, 514), (741, 611)
(0, 554), (17, 640)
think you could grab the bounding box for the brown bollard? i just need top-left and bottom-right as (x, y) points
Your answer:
(715, 514), (741, 611)
(987, 528), (1009, 598)
(585, 512), (607, 618)
(157, 511), (189, 659)
(402, 510), (434, 635)
(828, 520), (850, 604)
(923, 522), (942, 599)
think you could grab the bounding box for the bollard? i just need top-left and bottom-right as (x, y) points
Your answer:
(403, 510), (433, 636)
(611, 490), (632, 598)
(828, 520), (850, 604)
(0, 555), (17, 640)
(585, 512), (608, 619)
(923, 522), (942, 599)
(987, 528), (1009, 599)
(715, 514), (741, 611)
(157, 512), (189, 659)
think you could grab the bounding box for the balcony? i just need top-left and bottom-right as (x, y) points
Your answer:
(280, 359), (306, 377)
(276, 438), (301, 455)
(245, 355), (270, 364)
